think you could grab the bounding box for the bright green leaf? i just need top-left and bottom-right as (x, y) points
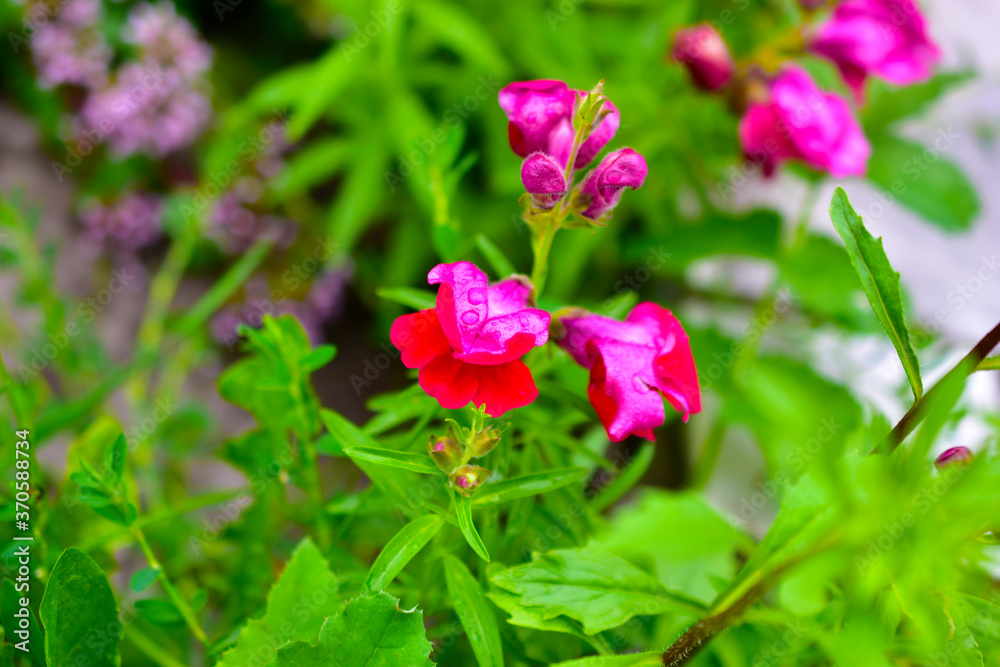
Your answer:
(363, 515), (445, 594)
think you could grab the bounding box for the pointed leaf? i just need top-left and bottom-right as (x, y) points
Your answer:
(472, 468), (588, 507)
(829, 188), (922, 399)
(343, 446), (442, 475)
(363, 515), (445, 594)
(454, 490), (490, 562)
(442, 554), (503, 667)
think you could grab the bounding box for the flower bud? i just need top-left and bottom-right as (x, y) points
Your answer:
(521, 152), (568, 209)
(576, 148), (648, 221)
(449, 465), (490, 496)
(428, 434), (462, 472)
(672, 25), (736, 92)
(468, 427), (502, 459)
(934, 446), (972, 468)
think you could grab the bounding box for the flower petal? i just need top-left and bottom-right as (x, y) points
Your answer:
(390, 309), (450, 369)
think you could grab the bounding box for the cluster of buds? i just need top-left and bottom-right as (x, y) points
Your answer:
(669, 0), (940, 178)
(500, 80), (647, 230)
(427, 413), (505, 496)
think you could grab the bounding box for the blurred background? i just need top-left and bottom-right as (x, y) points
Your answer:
(0, 0), (997, 536)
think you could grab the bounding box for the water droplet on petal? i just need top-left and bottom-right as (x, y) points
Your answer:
(467, 287), (486, 305)
(518, 314), (531, 327)
(461, 311), (480, 325)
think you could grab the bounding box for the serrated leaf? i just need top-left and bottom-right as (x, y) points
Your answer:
(272, 592), (434, 666)
(491, 542), (704, 634)
(216, 538), (340, 667)
(829, 187), (922, 399)
(443, 555), (503, 667)
(471, 468), (587, 507)
(454, 490), (490, 562)
(487, 586), (583, 636)
(343, 446), (442, 475)
(363, 515), (445, 594)
(39, 548), (121, 667)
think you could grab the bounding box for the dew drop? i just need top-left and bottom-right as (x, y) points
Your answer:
(467, 287), (486, 305)
(461, 311), (480, 325)
(518, 315), (531, 327)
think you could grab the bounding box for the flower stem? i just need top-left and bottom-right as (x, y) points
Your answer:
(301, 436), (332, 549)
(530, 219), (558, 297)
(129, 524), (208, 645)
(876, 319), (1000, 454)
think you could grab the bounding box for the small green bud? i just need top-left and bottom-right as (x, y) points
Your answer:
(449, 465), (490, 496)
(428, 434), (462, 472)
(468, 427), (502, 459)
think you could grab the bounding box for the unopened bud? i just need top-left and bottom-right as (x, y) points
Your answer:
(469, 427), (501, 459)
(672, 25), (736, 92)
(449, 465), (490, 496)
(934, 446), (972, 468)
(521, 152), (567, 210)
(428, 435), (462, 472)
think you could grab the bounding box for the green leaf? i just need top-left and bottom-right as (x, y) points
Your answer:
(865, 134), (979, 231)
(551, 653), (664, 666)
(471, 468), (588, 507)
(862, 72), (973, 132)
(454, 490), (490, 562)
(411, 0), (510, 75)
(216, 537), (341, 667)
(486, 586), (583, 636)
(442, 555), (503, 667)
(272, 592), (434, 666)
(135, 599), (184, 627)
(977, 356), (1000, 372)
(288, 44), (365, 140)
(1, 580), (45, 667)
(829, 187), (922, 399)
(490, 541), (704, 634)
(129, 567), (161, 593)
(103, 433), (127, 487)
(39, 548), (121, 667)
(376, 286), (437, 310)
(363, 515), (445, 594)
(343, 446), (442, 475)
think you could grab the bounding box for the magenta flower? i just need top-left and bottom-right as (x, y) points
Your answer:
(30, 0), (111, 89)
(208, 184), (297, 254)
(391, 262), (549, 417)
(521, 152), (568, 209)
(577, 148), (648, 220)
(738, 66), (870, 177)
(498, 80), (619, 169)
(557, 303), (701, 442)
(672, 25), (736, 91)
(80, 191), (163, 255)
(810, 0), (941, 101)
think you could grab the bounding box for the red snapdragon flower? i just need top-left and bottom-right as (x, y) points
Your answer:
(390, 262), (550, 417)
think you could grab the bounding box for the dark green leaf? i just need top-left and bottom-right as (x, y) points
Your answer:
(454, 490), (490, 562)
(343, 446), (442, 475)
(443, 554), (503, 667)
(363, 515), (445, 594)
(472, 468), (588, 507)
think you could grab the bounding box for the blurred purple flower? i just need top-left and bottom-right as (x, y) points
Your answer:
(124, 2), (213, 80)
(80, 191), (163, 254)
(211, 267), (352, 348)
(208, 182), (297, 254)
(78, 62), (212, 157)
(31, 0), (111, 89)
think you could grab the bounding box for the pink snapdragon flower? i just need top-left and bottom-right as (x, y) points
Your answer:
(672, 25), (736, 91)
(557, 303), (701, 442)
(30, 0), (111, 89)
(521, 152), (568, 209)
(391, 262), (550, 417)
(810, 0), (940, 101)
(578, 148), (648, 220)
(499, 80), (620, 169)
(738, 66), (870, 177)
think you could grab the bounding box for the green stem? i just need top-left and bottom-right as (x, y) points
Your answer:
(529, 219), (557, 296)
(876, 319), (1000, 454)
(301, 436), (332, 550)
(130, 524), (208, 645)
